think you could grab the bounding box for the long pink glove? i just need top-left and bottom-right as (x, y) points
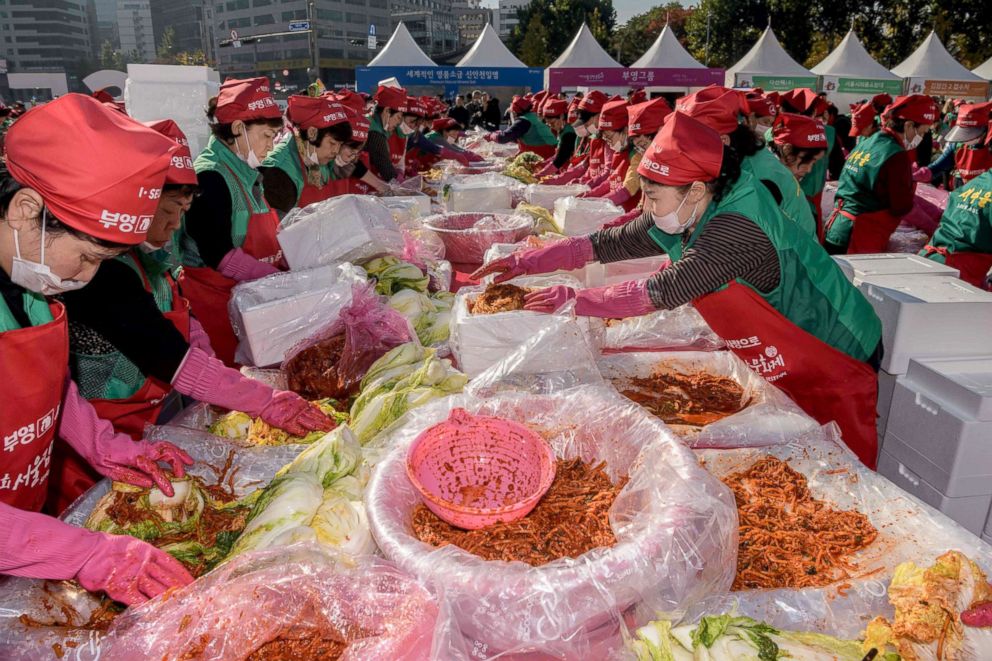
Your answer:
(439, 146), (472, 166)
(173, 348), (334, 437)
(188, 316), (215, 358)
(218, 248), (281, 282)
(582, 178), (612, 198)
(59, 380), (193, 497)
(524, 281), (654, 318)
(544, 163), (584, 185)
(0, 504), (193, 605)
(911, 164), (933, 183)
(603, 186), (632, 206)
(962, 591), (992, 627)
(580, 170), (609, 189)
(470, 236), (595, 284)
(603, 206), (644, 229)
(535, 161), (559, 178)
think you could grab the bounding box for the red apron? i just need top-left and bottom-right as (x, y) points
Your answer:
(955, 147), (992, 187)
(296, 149), (336, 208)
(584, 139), (609, 181)
(517, 142), (556, 159)
(694, 283), (879, 469)
(179, 166), (282, 367)
(826, 199), (901, 254)
(606, 152), (642, 212)
(388, 131), (407, 172)
(923, 245), (992, 290)
(0, 303), (67, 512)
(568, 137), (589, 169)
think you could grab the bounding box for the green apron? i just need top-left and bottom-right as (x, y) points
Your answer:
(744, 147), (816, 237)
(518, 111), (558, 147)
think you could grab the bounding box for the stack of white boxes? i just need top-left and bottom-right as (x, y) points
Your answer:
(831, 254), (959, 438)
(843, 257), (992, 536)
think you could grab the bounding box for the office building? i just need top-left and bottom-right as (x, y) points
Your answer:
(0, 0), (97, 87)
(453, 0), (492, 48)
(497, 0), (531, 38)
(390, 0), (459, 57)
(117, 0), (155, 62)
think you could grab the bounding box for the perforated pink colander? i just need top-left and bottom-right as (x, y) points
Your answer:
(406, 408), (557, 530)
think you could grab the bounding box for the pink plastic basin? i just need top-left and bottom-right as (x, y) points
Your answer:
(406, 408), (556, 530)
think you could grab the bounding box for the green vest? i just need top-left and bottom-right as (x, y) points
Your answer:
(261, 138), (332, 206)
(0, 288), (52, 332)
(558, 122), (576, 146)
(743, 147), (816, 237)
(922, 170), (992, 259)
(182, 135), (272, 267)
(834, 129), (905, 217)
(71, 250), (175, 400)
(519, 112), (557, 147)
(425, 130), (444, 144)
(646, 171), (881, 361)
(800, 123), (835, 200)
(369, 112), (388, 138)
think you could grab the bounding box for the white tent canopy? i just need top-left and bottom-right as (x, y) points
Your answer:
(368, 22), (436, 67)
(971, 54), (992, 81)
(891, 31), (982, 82)
(457, 23), (527, 68)
(548, 23), (622, 69)
(631, 24), (706, 69)
(811, 30), (900, 80)
(725, 27), (815, 89)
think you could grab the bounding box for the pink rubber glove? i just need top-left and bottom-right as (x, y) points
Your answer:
(604, 206), (644, 228)
(470, 236), (595, 284)
(484, 132), (497, 142)
(583, 179), (612, 198)
(218, 248), (280, 282)
(188, 316), (215, 358)
(911, 165), (933, 183)
(0, 504), (193, 605)
(962, 594), (992, 627)
(603, 186), (632, 206)
(524, 281), (655, 318)
(535, 161), (559, 178)
(580, 171), (610, 189)
(466, 150), (486, 163)
(173, 348), (334, 437)
(59, 380), (193, 496)
(440, 146), (472, 166)
(544, 164), (584, 185)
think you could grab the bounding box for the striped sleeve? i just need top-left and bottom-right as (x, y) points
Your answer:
(645, 213), (780, 310)
(589, 213), (667, 263)
(364, 131), (396, 181)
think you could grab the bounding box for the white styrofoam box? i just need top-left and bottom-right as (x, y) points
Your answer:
(903, 356), (992, 421)
(832, 253), (959, 285)
(885, 379), (992, 497)
(584, 255), (670, 288)
(124, 65), (220, 158)
(876, 369), (898, 440)
(481, 242), (591, 287)
(443, 174), (515, 212)
(878, 449), (992, 536)
(277, 195), (404, 270)
(383, 194), (432, 217)
(449, 274), (604, 378)
(553, 197), (622, 236)
(987, 501), (992, 538)
(523, 183), (590, 210)
(229, 263), (367, 367)
(857, 274), (992, 374)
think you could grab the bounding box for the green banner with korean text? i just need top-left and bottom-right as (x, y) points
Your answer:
(747, 75), (818, 91)
(836, 78), (904, 95)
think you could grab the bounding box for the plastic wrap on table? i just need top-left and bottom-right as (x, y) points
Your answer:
(98, 544), (438, 661)
(277, 195), (404, 270)
(0, 433), (296, 661)
(449, 274), (604, 378)
(427, 259), (453, 293)
(422, 212), (533, 264)
(440, 173), (524, 212)
(598, 350), (818, 448)
(282, 282), (414, 398)
(688, 424), (992, 640)
(523, 183), (590, 210)
(886, 221), (930, 254)
(365, 320), (738, 659)
(554, 196), (623, 236)
(603, 305), (726, 353)
(228, 263), (367, 367)
(399, 223), (446, 268)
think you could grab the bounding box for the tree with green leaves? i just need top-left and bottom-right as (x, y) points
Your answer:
(156, 26), (178, 64)
(509, 0), (617, 63)
(610, 2), (693, 66)
(518, 13), (551, 67)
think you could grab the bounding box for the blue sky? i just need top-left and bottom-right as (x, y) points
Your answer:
(481, 1), (687, 26)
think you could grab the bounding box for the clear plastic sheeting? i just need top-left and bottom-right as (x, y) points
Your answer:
(99, 545), (439, 661)
(382, 194), (433, 217)
(886, 221), (931, 254)
(599, 351), (818, 448)
(422, 212), (533, 264)
(277, 195), (405, 269)
(603, 305), (726, 353)
(689, 424), (992, 640)
(450, 274), (604, 378)
(554, 196), (623, 236)
(482, 238), (593, 286)
(228, 263), (367, 367)
(366, 317), (738, 659)
(441, 173), (523, 212)
(0, 432), (296, 661)
(523, 183), (590, 210)
(584, 254), (670, 288)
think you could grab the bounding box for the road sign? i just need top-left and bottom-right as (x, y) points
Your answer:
(289, 20), (310, 32)
(230, 29), (242, 48)
(367, 35), (377, 50)
(369, 24), (376, 36)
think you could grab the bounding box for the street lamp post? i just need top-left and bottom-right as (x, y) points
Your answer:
(307, 0), (319, 82)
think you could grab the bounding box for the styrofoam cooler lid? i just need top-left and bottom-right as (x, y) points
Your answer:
(858, 273), (992, 304)
(832, 253), (959, 280)
(904, 356), (992, 421)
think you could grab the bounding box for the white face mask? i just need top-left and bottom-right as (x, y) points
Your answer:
(651, 192), (700, 235)
(398, 121), (415, 136)
(334, 155), (350, 167)
(303, 143), (320, 166)
(138, 240), (164, 254)
(236, 131), (262, 169)
(573, 122), (589, 138)
(610, 135), (627, 153)
(10, 212), (88, 295)
(906, 133), (923, 150)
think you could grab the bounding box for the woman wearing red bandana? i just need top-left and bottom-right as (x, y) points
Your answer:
(0, 95), (196, 605)
(475, 111), (884, 469)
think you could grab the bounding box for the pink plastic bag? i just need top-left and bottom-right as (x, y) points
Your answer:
(282, 283), (413, 398)
(100, 545), (439, 661)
